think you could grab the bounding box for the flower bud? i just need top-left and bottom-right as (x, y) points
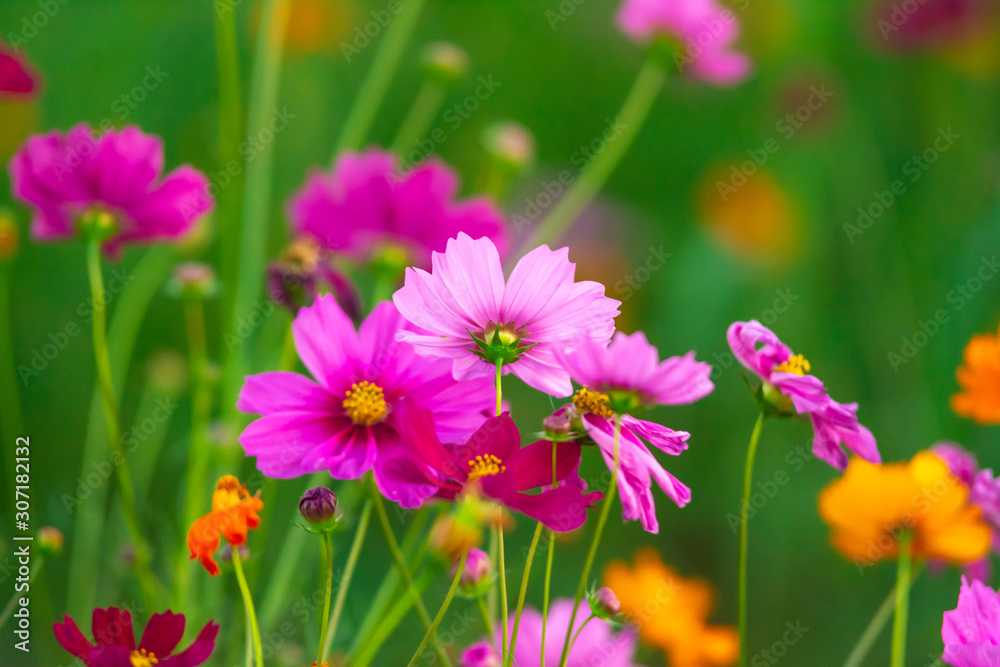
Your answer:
(0, 211), (19, 260)
(422, 42), (469, 87)
(543, 412), (572, 437)
(37, 527), (63, 558)
(588, 586), (621, 619)
(482, 121), (535, 173)
(168, 262), (218, 299)
(451, 547), (491, 596)
(77, 208), (117, 241)
(431, 512), (482, 562)
(299, 487), (338, 532)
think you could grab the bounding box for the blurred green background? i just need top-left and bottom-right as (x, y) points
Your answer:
(2, 0), (1000, 665)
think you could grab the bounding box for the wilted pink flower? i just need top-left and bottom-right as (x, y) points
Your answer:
(942, 576), (1000, 666)
(615, 0), (751, 85)
(554, 331), (713, 533)
(393, 233), (621, 397)
(9, 124), (213, 257)
(0, 44), (40, 98)
(727, 320), (880, 470)
(397, 400), (602, 531)
(288, 149), (507, 267)
(237, 295), (494, 507)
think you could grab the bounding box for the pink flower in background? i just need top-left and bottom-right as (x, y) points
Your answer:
(942, 577), (1000, 666)
(397, 401), (602, 531)
(554, 331), (714, 533)
(54, 607), (218, 667)
(0, 44), (40, 98)
(615, 0), (751, 85)
(237, 295), (495, 507)
(9, 124), (213, 257)
(288, 149), (507, 267)
(393, 233), (621, 397)
(460, 599), (645, 667)
(727, 320), (881, 470)
(934, 441), (1000, 580)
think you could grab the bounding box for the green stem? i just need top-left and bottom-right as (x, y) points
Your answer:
(353, 571), (433, 667)
(322, 498), (372, 660)
(0, 557), (43, 630)
(391, 81), (447, 156)
(317, 531), (334, 667)
(558, 415), (621, 667)
(85, 240), (160, 611)
(499, 524), (509, 662)
(738, 413), (766, 667)
(540, 441), (559, 667)
(506, 523), (543, 667)
(522, 58), (665, 252)
(408, 550), (467, 666)
(891, 533), (913, 667)
(842, 568), (925, 667)
(495, 359), (503, 416)
(566, 614), (595, 656)
(334, 0), (428, 155)
(372, 481), (451, 666)
(278, 323), (298, 372)
(477, 596), (494, 647)
(232, 549), (264, 667)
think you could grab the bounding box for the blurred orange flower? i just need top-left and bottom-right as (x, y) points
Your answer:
(187, 475), (264, 576)
(952, 324), (1000, 423)
(819, 452), (990, 567)
(603, 548), (738, 667)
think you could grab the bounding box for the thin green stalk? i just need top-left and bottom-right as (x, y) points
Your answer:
(232, 549), (264, 667)
(738, 413), (766, 667)
(540, 441), (559, 667)
(353, 571), (433, 667)
(85, 241), (159, 611)
(391, 81), (447, 156)
(842, 584), (902, 667)
(177, 294), (213, 610)
(334, 0), (428, 155)
(522, 59), (665, 252)
(495, 359), (503, 416)
(408, 550), (467, 666)
(66, 247), (173, 616)
(372, 482), (451, 666)
(566, 614), (595, 656)
(317, 532), (334, 667)
(0, 557), (44, 630)
(477, 596), (494, 647)
(499, 525), (509, 662)
(506, 522), (543, 667)
(558, 416), (621, 667)
(322, 498), (372, 660)
(891, 533), (913, 667)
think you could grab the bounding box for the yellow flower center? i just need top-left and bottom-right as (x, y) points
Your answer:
(773, 353), (811, 376)
(343, 381), (387, 425)
(573, 387), (615, 419)
(130, 649), (159, 667)
(468, 454), (506, 481)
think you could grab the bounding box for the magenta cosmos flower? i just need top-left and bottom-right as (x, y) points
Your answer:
(396, 400), (602, 531)
(288, 148), (507, 267)
(727, 320), (880, 470)
(10, 124), (213, 257)
(460, 599), (645, 667)
(615, 0), (751, 86)
(238, 294), (494, 507)
(54, 607), (218, 667)
(933, 442), (1000, 579)
(0, 44), (40, 98)
(393, 233), (621, 397)
(554, 331), (713, 533)
(942, 576), (1000, 667)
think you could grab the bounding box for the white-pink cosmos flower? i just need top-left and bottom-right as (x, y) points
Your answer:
(392, 233), (621, 397)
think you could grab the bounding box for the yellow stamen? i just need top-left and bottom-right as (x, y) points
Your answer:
(467, 454), (506, 481)
(573, 387), (614, 419)
(130, 649), (159, 667)
(343, 380), (387, 425)
(773, 353), (811, 376)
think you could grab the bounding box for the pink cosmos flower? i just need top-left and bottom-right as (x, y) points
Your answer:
(0, 44), (40, 98)
(554, 331), (714, 533)
(942, 576), (1000, 667)
(397, 400), (603, 531)
(393, 233), (621, 397)
(237, 294), (494, 507)
(9, 124), (213, 257)
(460, 599), (645, 667)
(288, 149), (507, 267)
(54, 607), (218, 667)
(615, 0), (752, 86)
(727, 320), (880, 470)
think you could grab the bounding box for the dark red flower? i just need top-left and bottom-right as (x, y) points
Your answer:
(0, 45), (40, 98)
(53, 607), (218, 666)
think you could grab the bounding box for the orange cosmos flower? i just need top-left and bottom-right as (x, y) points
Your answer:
(603, 549), (738, 667)
(819, 452), (990, 569)
(952, 324), (1000, 424)
(187, 475), (264, 576)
